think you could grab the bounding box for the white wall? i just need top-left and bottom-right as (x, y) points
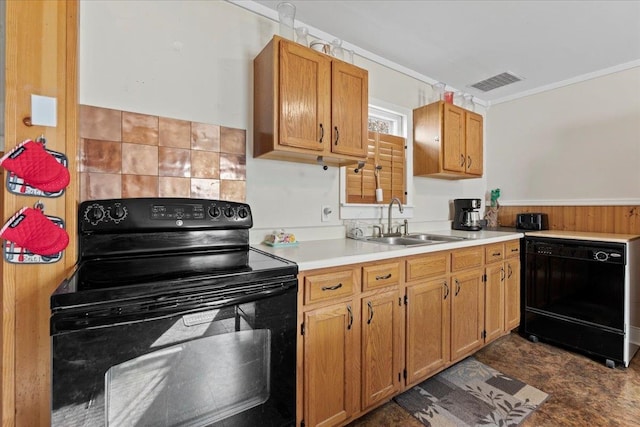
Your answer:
(79, 0), (487, 241)
(486, 67), (640, 205)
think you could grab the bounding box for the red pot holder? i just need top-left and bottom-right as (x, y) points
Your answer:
(0, 139), (70, 193)
(0, 207), (69, 256)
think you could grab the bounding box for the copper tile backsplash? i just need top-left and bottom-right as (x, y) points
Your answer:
(79, 105), (246, 202)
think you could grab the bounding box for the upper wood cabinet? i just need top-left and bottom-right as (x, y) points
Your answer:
(254, 36), (368, 167)
(413, 101), (483, 179)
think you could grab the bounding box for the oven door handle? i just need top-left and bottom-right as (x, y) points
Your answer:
(51, 279), (298, 333)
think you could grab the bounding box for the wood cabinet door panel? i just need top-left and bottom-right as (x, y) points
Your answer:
(303, 303), (357, 427)
(485, 264), (505, 343)
(465, 111), (483, 176)
(405, 279), (450, 385)
(279, 40), (331, 151)
(505, 259), (521, 331)
(361, 290), (402, 409)
(451, 270), (484, 361)
(331, 61), (368, 157)
(442, 104), (465, 173)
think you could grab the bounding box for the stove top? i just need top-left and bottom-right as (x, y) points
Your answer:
(51, 198), (298, 316)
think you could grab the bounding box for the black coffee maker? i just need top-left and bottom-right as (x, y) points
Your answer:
(452, 198), (482, 231)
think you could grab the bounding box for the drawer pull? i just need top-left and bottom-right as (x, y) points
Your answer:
(443, 281), (449, 300)
(321, 283), (343, 291)
(346, 305), (353, 330)
(375, 273), (392, 281)
(510, 248), (519, 252)
(500, 267), (505, 281)
(319, 123), (324, 143)
(508, 265), (513, 278)
(455, 279), (461, 296)
(492, 252), (502, 257)
(367, 301), (374, 324)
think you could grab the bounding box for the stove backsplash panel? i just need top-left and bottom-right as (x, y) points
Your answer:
(79, 105), (246, 202)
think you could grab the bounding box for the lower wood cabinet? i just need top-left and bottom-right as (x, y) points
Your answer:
(505, 257), (521, 331)
(405, 277), (450, 385)
(298, 239), (522, 427)
(450, 268), (485, 361)
(361, 289), (403, 410)
(485, 262), (506, 343)
(302, 301), (359, 427)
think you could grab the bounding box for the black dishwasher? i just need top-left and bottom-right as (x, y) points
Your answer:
(523, 236), (636, 367)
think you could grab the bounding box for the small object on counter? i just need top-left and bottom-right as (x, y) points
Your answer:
(489, 188), (501, 208)
(263, 229), (298, 247)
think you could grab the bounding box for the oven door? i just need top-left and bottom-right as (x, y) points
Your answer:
(51, 280), (296, 427)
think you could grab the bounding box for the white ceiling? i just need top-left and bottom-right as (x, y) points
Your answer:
(247, 0), (640, 105)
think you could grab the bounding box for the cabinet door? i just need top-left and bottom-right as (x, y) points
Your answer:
(465, 111), (483, 176)
(442, 103), (465, 173)
(361, 290), (402, 410)
(303, 303), (358, 427)
(451, 269), (485, 361)
(505, 258), (521, 331)
(279, 40), (331, 151)
(331, 61), (368, 157)
(405, 278), (450, 385)
(485, 264), (505, 343)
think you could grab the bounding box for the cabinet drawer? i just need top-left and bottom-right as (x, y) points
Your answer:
(362, 262), (400, 291)
(304, 269), (356, 305)
(505, 240), (521, 258)
(406, 251), (449, 281)
(451, 247), (483, 272)
(485, 243), (504, 264)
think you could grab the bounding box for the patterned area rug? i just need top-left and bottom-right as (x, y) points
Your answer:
(394, 357), (548, 427)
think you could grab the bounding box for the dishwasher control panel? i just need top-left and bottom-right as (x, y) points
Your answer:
(526, 237), (625, 264)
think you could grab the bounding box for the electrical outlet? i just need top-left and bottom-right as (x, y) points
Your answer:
(321, 205), (332, 222)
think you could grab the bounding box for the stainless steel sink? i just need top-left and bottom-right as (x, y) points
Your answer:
(405, 233), (467, 242)
(363, 233), (467, 247)
(366, 236), (435, 246)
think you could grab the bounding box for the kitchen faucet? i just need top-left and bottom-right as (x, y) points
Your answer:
(387, 197), (403, 236)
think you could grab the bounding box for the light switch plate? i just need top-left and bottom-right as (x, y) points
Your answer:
(31, 94), (57, 127)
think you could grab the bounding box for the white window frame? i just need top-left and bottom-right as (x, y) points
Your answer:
(339, 98), (414, 220)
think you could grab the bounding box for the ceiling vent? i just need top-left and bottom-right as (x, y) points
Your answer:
(469, 72), (523, 92)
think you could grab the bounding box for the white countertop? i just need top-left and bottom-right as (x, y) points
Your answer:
(255, 229), (524, 271)
(526, 230), (640, 243)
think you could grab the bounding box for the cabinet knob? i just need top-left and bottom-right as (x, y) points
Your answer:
(467, 156), (472, 168)
(334, 126), (340, 145)
(319, 123), (324, 143)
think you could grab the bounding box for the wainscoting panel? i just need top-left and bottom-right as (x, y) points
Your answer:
(497, 205), (640, 234)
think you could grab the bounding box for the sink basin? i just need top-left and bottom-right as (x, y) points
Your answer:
(405, 234), (467, 242)
(362, 233), (467, 247)
(366, 236), (435, 246)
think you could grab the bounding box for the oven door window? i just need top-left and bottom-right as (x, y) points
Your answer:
(51, 288), (296, 427)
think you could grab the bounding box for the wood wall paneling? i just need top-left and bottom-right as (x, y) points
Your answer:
(497, 205), (640, 234)
(2, 1), (79, 426)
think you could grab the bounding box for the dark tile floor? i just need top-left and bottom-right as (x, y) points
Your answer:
(349, 333), (640, 426)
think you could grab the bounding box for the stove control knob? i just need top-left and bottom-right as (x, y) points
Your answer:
(84, 204), (106, 225)
(594, 251), (609, 262)
(110, 205), (127, 221)
(238, 207), (249, 219)
(208, 206), (221, 218)
(224, 207), (235, 218)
